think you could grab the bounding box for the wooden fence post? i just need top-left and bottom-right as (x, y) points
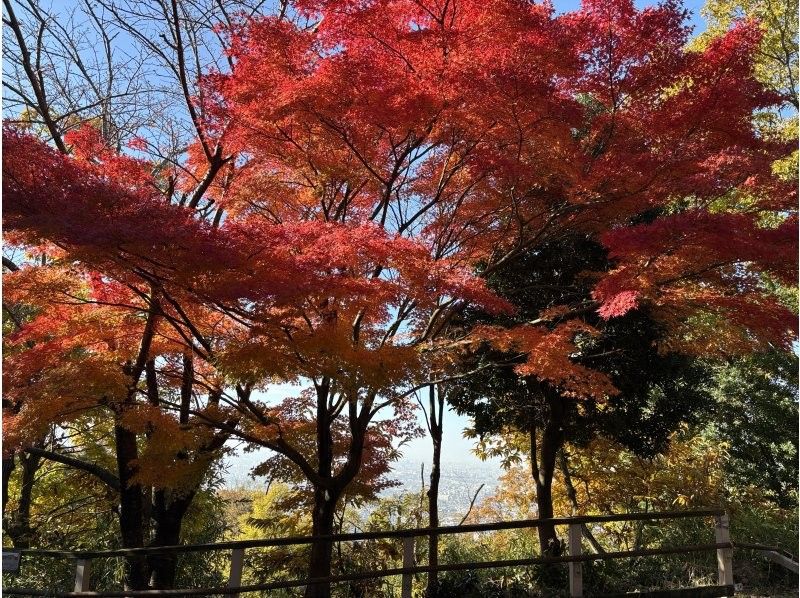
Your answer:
(227, 547), (245, 597)
(401, 536), (415, 598)
(73, 558), (92, 592)
(568, 523), (583, 598)
(715, 514), (733, 586)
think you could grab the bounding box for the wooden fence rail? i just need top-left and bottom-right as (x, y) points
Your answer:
(4, 509), (738, 598)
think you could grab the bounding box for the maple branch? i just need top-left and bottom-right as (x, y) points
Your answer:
(145, 359), (160, 405)
(379, 297), (417, 347)
(481, 208), (565, 278)
(200, 406), (324, 487)
(369, 364), (500, 417)
(414, 389), (433, 437)
(655, 260), (736, 288)
(417, 207), (569, 344)
(56, 291), (143, 312)
(398, 165), (481, 236)
(187, 151), (230, 209)
(159, 288), (214, 357)
(1, 257), (26, 331)
(335, 391), (374, 490)
(235, 386), (275, 429)
(316, 114), (388, 186)
(25, 447), (120, 491)
(418, 298), (459, 342)
(329, 392), (349, 420)
(2, 257), (20, 272)
(126, 288), (161, 389)
(147, 306), (211, 363)
(180, 353), (193, 424)
(365, 31), (416, 73)
(3, 303), (25, 330)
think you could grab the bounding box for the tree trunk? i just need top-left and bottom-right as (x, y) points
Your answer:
(2, 452), (15, 516)
(559, 451), (605, 554)
(530, 394), (565, 557)
(5, 450), (41, 549)
(300, 380), (373, 598)
(426, 384), (443, 598)
(115, 298), (158, 590)
(115, 421), (149, 591)
(305, 378), (336, 598)
(147, 353), (199, 589)
(305, 485), (338, 598)
(148, 489), (195, 589)
(427, 437), (441, 597)
(534, 462), (559, 556)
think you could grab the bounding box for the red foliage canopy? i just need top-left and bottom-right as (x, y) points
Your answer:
(2, 0), (796, 529)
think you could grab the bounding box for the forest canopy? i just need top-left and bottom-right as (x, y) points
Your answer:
(2, 0), (797, 596)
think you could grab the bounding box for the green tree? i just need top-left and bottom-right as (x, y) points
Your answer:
(449, 236), (712, 555)
(706, 351), (799, 508)
(692, 0), (798, 183)
(694, 0), (798, 108)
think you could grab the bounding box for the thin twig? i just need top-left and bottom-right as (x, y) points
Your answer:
(458, 483), (485, 526)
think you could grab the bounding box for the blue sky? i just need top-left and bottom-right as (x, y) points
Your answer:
(555, 0), (707, 32)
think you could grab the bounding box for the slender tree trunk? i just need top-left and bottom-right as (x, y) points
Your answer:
(115, 293), (158, 590)
(305, 485), (338, 598)
(426, 384), (444, 598)
(301, 380), (373, 598)
(530, 394), (565, 557)
(305, 378), (336, 598)
(2, 452), (15, 516)
(427, 439), (441, 596)
(533, 462), (559, 555)
(146, 352), (199, 589)
(142, 487), (153, 548)
(559, 451), (605, 554)
(5, 450), (41, 549)
(115, 421), (149, 590)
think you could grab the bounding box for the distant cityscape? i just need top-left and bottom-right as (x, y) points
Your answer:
(383, 460), (503, 523)
(222, 454), (503, 523)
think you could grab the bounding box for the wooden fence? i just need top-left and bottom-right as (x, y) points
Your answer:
(3, 509), (742, 597)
